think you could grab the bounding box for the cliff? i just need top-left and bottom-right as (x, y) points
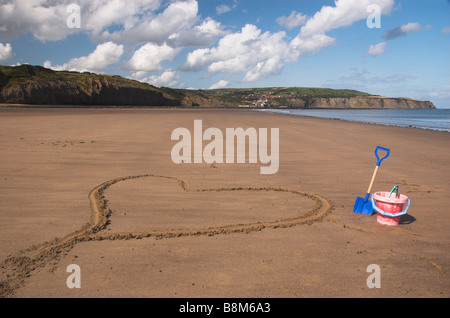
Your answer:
(0, 65), (435, 109)
(199, 87), (435, 109)
(306, 96), (435, 109)
(0, 65), (183, 106)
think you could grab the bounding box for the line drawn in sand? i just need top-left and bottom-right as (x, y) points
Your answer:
(0, 173), (333, 297)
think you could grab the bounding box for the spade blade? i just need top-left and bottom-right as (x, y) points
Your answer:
(353, 196), (374, 215)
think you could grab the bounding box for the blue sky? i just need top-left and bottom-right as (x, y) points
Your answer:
(1, 0), (449, 108)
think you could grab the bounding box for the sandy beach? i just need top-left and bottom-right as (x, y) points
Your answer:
(0, 107), (448, 298)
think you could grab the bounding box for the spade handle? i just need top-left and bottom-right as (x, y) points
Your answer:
(366, 146), (390, 196)
(366, 165), (379, 195)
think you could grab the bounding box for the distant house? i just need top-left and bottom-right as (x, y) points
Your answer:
(253, 99), (268, 107)
(265, 95), (292, 99)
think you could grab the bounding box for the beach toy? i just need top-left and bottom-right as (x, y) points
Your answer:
(371, 185), (410, 226)
(353, 146), (390, 215)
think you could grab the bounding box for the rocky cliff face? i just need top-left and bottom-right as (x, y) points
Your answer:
(0, 65), (436, 109)
(0, 77), (181, 106)
(1, 80), (435, 109)
(307, 96), (435, 109)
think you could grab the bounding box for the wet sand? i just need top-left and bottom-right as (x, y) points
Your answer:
(0, 107), (448, 298)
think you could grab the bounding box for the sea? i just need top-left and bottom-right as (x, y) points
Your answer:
(257, 108), (450, 133)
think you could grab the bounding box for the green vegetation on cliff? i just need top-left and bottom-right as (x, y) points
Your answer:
(0, 64), (185, 106)
(0, 64), (152, 91)
(0, 65), (435, 109)
(189, 87), (374, 107)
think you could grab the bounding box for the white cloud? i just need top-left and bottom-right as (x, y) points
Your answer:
(0, 0), (153, 41)
(401, 22), (422, 33)
(276, 11), (308, 30)
(138, 69), (181, 87)
(0, 43), (14, 61)
(44, 42), (123, 73)
(442, 27), (450, 34)
(365, 42), (386, 57)
(182, 24), (294, 82)
(0, 0), (220, 48)
(291, 0), (393, 54)
(124, 43), (179, 73)
(297, 0), (393, 38)
(167, 17), (228, 47)
(0, 1), (72, 41)
(106, 0), (200, 44)
(209, 80), (229, 89)
(182, 0), (395, 83)
(84, 0), (162, 36)
(289, 33), (336, 55)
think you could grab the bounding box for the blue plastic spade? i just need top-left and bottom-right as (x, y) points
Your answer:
(353, 146), (390, 215)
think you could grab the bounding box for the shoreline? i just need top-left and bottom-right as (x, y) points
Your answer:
(256, 108), (450, 133)
(0, 103), (440, 110)
(1, 104), (447, 133)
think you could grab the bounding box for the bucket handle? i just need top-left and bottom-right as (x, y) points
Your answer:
(371, 194), (410, 217)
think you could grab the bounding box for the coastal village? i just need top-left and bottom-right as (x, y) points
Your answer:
(244, 94), (294, 107)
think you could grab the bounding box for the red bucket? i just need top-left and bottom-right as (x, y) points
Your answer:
(372, 191), (409, 226)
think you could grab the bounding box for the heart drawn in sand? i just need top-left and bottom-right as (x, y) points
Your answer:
(0, 173), (333, 297)
(86, 174), (333, 241)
